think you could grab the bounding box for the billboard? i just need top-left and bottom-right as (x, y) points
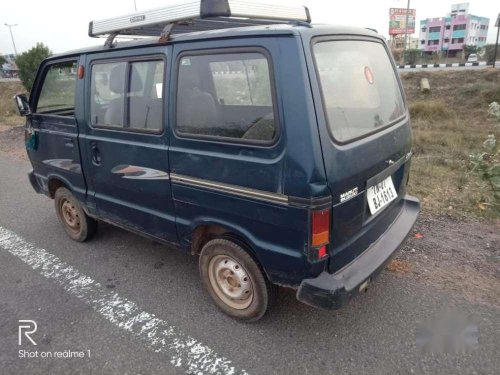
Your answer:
(389, 8), (416, 35)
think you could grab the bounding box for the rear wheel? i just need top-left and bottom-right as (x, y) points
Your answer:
(199, 238), (276, 322)
(54, 187), (97, 242)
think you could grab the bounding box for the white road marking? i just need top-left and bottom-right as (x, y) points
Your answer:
(0, 226), (248, 375)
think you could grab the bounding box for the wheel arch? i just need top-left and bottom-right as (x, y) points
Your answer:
(47, 175), (71, 198)
(188, 220), (269, 276)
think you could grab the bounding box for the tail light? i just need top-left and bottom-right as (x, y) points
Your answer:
(308, 208), (330, 262)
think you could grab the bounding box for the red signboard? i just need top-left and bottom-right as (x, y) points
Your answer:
(389, 8), (416, 35)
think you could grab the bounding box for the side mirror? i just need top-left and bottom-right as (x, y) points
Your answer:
(14, 94), (31, 117)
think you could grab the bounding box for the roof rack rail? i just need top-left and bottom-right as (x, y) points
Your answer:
(89, 0), (311, 47)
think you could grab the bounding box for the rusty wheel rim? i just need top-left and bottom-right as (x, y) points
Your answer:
(60, 199), (81, 234)
(208, 255), (253, 309)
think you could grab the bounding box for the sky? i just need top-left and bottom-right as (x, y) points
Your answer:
(1, 0), (499, 55)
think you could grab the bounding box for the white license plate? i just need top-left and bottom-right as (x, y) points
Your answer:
(367, 176), (397, 215)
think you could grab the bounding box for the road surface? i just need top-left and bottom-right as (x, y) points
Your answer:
(0, 154), (499, 375)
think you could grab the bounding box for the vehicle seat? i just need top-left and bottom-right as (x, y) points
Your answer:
(128, 97), (162, 130)
(104, 64), (127, 126)
(177, 73), (217, 133)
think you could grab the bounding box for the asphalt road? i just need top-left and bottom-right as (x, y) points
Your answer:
(0, 155), (499, 375)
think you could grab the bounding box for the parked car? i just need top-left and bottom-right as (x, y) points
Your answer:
(15, 0), (419, 321)
(467, 53), (478, 63)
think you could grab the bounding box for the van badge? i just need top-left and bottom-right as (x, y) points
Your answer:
(364, 66), (374, 85)
(386, 159), (395, 165)
(340, 187), (359, 203)
(130, 15), (146, 23)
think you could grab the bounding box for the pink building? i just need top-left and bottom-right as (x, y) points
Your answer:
(418, 3), (489, 56)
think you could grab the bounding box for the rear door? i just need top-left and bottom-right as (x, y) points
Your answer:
(79, 47), (177, 242)
(28, 58), (87, 202)
(307, 36), (412, 270)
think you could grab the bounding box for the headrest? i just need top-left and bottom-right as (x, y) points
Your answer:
(109, 64), (125, 94)
(108, 64), (144, 94)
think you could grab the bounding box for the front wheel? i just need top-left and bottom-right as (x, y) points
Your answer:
(54, 187), (97, 242)
(199, 238), (276, 322)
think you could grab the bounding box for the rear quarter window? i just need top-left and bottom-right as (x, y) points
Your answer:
(175, 51), (277, 143)
(313, 40), (406, 143)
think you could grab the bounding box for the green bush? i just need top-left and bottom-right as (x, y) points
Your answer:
(484, 44), (500, 64)
(404, 49), (420, 65)
(15, 43), (52, 92)
(463, 44), (478, 60)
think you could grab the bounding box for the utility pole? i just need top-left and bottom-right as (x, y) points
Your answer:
(494, 14), (500, 68)
(4, 23), (18, 56)
(403, 0), (411, 52)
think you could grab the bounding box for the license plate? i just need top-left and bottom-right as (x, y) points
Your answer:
(367, 176), (397, 215)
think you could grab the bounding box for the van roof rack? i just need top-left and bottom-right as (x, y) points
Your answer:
(89, 0), (312, 47)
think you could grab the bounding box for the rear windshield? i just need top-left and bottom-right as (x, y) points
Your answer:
(313, 40), (405, 143)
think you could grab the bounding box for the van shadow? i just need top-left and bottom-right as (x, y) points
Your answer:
(89, 221), (416, 335)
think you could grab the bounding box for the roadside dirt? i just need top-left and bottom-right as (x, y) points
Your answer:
(0, 125), (498, 308)
(0, 125), (27, 161)
(397, 213), (500, 308)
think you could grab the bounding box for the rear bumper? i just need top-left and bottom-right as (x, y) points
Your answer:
(296, 194), (419, 310)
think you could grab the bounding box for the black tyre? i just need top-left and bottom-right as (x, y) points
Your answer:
(199, 238), (276, 322)
(54, 187), (97, 242)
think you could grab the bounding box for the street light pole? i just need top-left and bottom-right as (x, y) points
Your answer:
(404, 0), (411, 51)
(4, 23), (18, 56)
(494, 14), (500, 68)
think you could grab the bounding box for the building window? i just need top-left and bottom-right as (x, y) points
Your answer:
(421, 27), (427, 32)
(444, 38), (449, 43)
(451, 38), (465, 44)
(421, 40), (425, 45)
(445, 25), (451, 30)
(429, 26), (441, 33)
(453, 24), (466, 31)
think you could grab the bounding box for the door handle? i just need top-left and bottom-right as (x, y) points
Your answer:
(63, 137), (74, 148)
(90, 141), (101, 166)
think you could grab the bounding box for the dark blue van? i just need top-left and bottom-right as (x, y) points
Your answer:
(15, 0), (419, 321)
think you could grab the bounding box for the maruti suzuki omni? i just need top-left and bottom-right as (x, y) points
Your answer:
(15, 0), (419, 321)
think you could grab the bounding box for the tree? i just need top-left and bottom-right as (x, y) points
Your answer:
(15, 43), (52, 92)
(0, 55), (6, 66)
(484, 44), (500, 64)
(404, 49), (420, 65)
(462, 44), (478, 60)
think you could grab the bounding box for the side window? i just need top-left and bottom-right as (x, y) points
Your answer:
(176, 52), (276, 142)
(36, 61), (77, 115)
(91, 62), (126, 127)
(90, 59), (164, 132)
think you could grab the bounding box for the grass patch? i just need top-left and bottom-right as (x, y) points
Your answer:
(402, 69), (500, 219)
(409, 100), (453, 122)
(483, 87), (500, 104)
(0, 81), (25, 126)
